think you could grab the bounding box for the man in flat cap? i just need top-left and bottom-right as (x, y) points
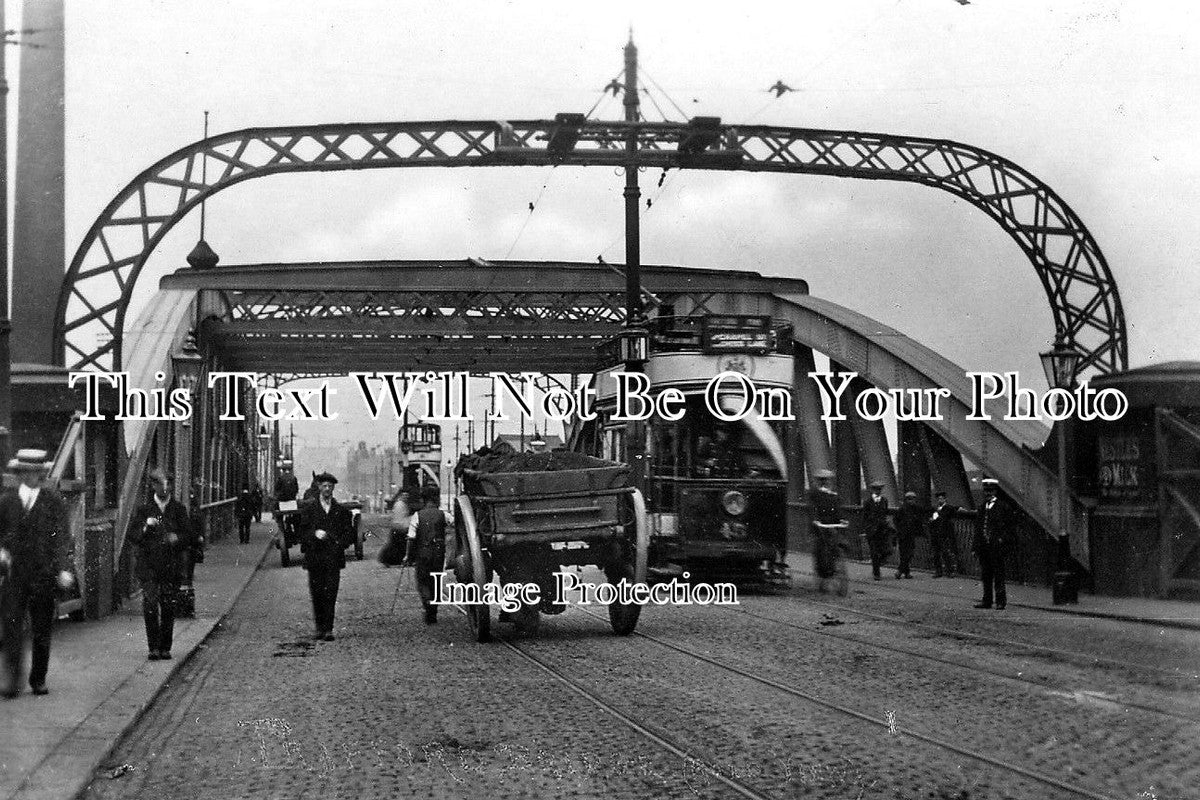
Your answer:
(298, 472), (352, 640)
(0, 449), (73, 697)
(973, 478), (1013, 609)
(861, 480), (891, 581)
(128, 468), (193, 660)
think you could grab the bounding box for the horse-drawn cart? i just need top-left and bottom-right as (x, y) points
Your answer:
(452, 459), (648, 642)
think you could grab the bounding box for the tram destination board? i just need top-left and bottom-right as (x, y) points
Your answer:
(700, 314), (773, 354)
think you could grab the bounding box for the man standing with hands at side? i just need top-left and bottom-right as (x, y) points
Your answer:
(299, 472), (352, 640)
(0, 449), (73, 698)
(974, 478), (1013, 610)
(128, 469), (192, 660)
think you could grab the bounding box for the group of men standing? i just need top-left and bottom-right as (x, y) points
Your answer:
(833, 475), (1016, 610)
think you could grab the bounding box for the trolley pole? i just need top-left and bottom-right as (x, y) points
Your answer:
(622, 32), (648, 494)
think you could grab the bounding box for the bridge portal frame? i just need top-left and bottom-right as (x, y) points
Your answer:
(56, 117), (1126, 378)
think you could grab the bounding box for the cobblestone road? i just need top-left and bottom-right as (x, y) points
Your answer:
(80, 518), (1197, 800)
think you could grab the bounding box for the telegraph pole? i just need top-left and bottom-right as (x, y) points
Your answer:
(622, 32), (647, 492)
(0, 5), (14, 463)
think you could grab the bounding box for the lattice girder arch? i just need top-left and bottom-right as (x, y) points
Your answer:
(56, 119), (1126, 375)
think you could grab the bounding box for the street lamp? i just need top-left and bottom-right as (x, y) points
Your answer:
(1040, 334), (1081, 584)
(172, 331), (204, 497)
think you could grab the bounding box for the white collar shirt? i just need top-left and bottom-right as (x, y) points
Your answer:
(18, 484), (40, 511)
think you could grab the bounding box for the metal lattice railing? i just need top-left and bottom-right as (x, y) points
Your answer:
(56, 118), (1126, 376)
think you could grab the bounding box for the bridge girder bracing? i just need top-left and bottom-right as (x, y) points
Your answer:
(57, 118), (1125, 379)
(168, 260), (809, 374)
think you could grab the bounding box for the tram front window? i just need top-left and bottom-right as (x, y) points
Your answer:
(648, 395), (787, 483)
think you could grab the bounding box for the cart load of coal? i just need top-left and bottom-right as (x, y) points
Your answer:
(454, 443), (620, 493)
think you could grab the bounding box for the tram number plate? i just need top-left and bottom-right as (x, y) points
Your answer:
(551, 541), (588, 550)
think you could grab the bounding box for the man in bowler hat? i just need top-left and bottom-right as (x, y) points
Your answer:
(298, 472), (352, 640)
(128, 468), (193, 660)
(0, 449), (73, 697)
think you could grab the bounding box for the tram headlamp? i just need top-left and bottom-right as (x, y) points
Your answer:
(721, 490), (748, 516)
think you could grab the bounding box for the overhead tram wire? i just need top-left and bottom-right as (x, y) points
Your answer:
(638, 67), (690, 121)
(503, 77), (619, 260)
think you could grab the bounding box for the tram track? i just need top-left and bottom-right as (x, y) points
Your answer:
(560, 605), (1125, 800)
(796, 594), (1200, 682)
(449, 604), (780, 800)
(713, 601), (1200, 725)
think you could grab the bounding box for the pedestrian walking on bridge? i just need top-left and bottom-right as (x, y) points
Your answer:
(299, 472), (352, 640)
(128, 469), (192, 660)
(404, 486), (454, 625)
(0, 449), (73, 698)
(862, 481), (891, 581)
(235, 488), (255, 544)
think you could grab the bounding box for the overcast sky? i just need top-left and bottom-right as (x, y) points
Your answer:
(16, 0), (1198, 458)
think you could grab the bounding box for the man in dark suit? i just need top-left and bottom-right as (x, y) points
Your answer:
(128, 468), (193, 660)
(298, 472), (352, 640)
(928, 490), (959, 578)
(404, 486), (453, 625)
(973, 478), (1013, 610)
(235, 488), (255, 544)
(0, 449), (73, 698)
(861, 481), (890, 581)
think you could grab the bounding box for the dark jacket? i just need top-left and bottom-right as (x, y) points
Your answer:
(894, 503), (924, 541)
(298, 497), (352, 571)
(235, 492), (256, 520)
(929, 502), (958, 539)
(409, 506), (449, 562)
(274, 473), (299, 503)
(809, 487), (841, 525)
(973, 496), (1014, 554)
(861, 494), (890, 540)
(0, 487), (70, 586)
(128, 496), (193, 583)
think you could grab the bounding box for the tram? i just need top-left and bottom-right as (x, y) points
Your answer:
(398, 421), (442, 491)
(578, 313), (793, 583)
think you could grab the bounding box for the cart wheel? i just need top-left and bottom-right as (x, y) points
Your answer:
(606, 561), (641, 635)
(629, 488), (649, 585)
(455, 495), (491, 643)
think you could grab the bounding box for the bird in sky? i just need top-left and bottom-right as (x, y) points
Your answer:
(954, 0), (970, 5)
(604, 78), (623, 97)
(767, 80), (795, 98)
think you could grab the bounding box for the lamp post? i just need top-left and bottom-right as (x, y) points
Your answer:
(171, 332), (204, 499)
(1040, 334), (1081, 564)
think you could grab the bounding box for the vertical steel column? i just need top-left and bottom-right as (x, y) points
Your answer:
(832, 421), (861, 506)
(898, 420), (931, 506)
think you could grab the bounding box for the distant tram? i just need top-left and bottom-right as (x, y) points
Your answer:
(578, 314), (793, 583)
(398, 421), (442, 491)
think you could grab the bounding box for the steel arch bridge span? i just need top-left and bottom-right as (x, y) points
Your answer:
(56, 118), (1126, 376)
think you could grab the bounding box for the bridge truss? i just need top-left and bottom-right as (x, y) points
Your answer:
(57, 117), (1126, 377)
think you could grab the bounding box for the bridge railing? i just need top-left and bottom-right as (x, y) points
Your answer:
(793, 504), (1058, 587)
